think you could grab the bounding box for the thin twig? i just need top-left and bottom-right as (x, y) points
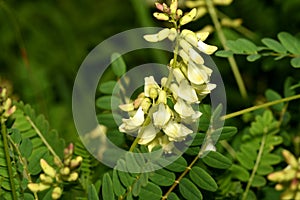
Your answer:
(1, 120), (18, 200)
(205, 0), (248, 99)
(26, 116), (63, 166)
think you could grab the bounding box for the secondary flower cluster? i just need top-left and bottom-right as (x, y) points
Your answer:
(268, 149), (300, 200)
(0, 87), (16, 122)
(118, 0), (217, 153)
(28, 143), (82, 199)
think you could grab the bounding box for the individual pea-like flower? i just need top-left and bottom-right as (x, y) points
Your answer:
(267, 149), (300, 200)
(163, 120), (193, 142)
(152, 103), (172, 129)
(119, 107), (145, 133)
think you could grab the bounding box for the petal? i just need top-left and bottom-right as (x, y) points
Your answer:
(179, 39), (192, 53)
(168, 28), (178, 41)
(119, 103), (135, 112)
(174, 98), (196, 118)
(189, 48), (204, 64)
(177, 80), (198, 103)
(187, 62), (209, 85)
(159, 135), (174, 154)
(180, 8), (197, 26)
(144, 76), (159, 97)
(153, 103), (171, 129)
(119, 107), (144, 133)
(181, 30), (198, 47)
(196, 31), (209, 41)
(197, 40), (218, 55)
(153, 12), (169, 21)
(138, 123), (157, 145)
(163, 120), (193, 141)
(173, 68), (186, 84)
(158, 28), (171, 41)
(179, 49), (190, 64)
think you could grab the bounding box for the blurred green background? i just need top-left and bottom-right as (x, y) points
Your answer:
(1, 0), (300, 142)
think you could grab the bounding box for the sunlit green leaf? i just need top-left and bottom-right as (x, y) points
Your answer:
(149, 169), (175, 186)
(291, 57), (300, 68)
(179, 178), (202, 200)
(139, 182), (162, 200)
(202, 151), (232, 169)
(111, 53), (126, 77)
(112, 169), (126, 196)
(246, 54), (261, 62)
(167, 192), (180, 200)
(261, 38), (287, 53)
(88, 184), (100, 200)
(218, 126), (238, 140)
(96, 95), (120, 110)
(99, 81), (117, 94)
(102, 173), (114, 200)
(19, 138), (33, 159)
(215, 50), (233, 57)
(251, 175), (266, 187)
(230, 164), (250, 182)
(278, 32), (300, 55)
(190, 166), (218, 191)
(165, 156), (187, 172)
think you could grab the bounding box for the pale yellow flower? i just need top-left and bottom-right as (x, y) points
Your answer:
(138, 123), (158, 145)
(153, 103), (172, 129)
(119, 107), (145, 133)
(163, 120), (193, 141)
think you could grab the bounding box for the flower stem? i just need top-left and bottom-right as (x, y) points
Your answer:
(26, 116), (63, 166)
(1, 120), (18, 200)
(205, 0), (248, 99)
(242, 129), (267, 200)
(222, 94), (300, 120)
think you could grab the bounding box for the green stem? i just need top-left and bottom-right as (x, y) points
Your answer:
(26, 116), (63, 166)
(222, 94), (300, 120)
(7, 136), (39, 199)
(242, 129), (267, 200)
(205, 0), (248, 99)
(1, 120), (18, 200)
(162, 127), (214, 199)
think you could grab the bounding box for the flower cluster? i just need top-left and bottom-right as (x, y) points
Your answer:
(118, 0), (217, 153)
(28, 143), (82, 199)
(0, 87), (16, 123)
(267, 149), (300, 200)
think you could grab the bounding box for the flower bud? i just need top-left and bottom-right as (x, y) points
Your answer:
(170, 0), (178, 14)
(275, 183), (284, 191)
(40, 174), (53, 184)
(67, 172), (79, 182)
(70, 156), (83, 169)
(155, 3), (164, 12)
(52, 187), (63, 200)
(54, 157), (63, 168)
(28, 183), (50, 192)
(40, 159), (56, 178)
(141, 98), (152, 113)
(149, 88), (158, 99)
(176, 9), (183, 18)
(168, 28), (177, 41)
(157, 90), (167, 104)
(180, 8), (197, 26)
(119, 103), (135, 112)
(60, 167), (70, 176)
(282, 149), (298, 169)
(0, 88), (7, 98)
(153, 12), (169, 21)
